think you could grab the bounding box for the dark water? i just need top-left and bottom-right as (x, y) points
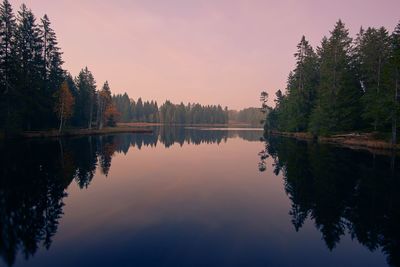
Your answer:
(0, 127), (399, 267)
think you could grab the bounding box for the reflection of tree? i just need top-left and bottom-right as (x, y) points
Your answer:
(0, 140), (70, 266)
(257, 144), (269, 172)
(261, 137), (400, 266)
(111, 127), (262, 152)
(72, 137), (98, 188)
(0, 135), (120, 266)
(98, 136), (117, 176)
(235, 130), (264, 142)
(0, 128), (263, 266)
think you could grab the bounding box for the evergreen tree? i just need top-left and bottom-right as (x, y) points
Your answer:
(358, 27), (391, 130)
(40, 15), (63, 98)
(309, 20), (362, 134)
(291, 36), (319, 131)
(97, 81), (112, 129)
(136, 98), (143, 121)
(385, 22), (400, 144)
(15, 4), (43, 130)
(74, 67), (96, 128)
(0, 0), (17, 132)
(38, 14), (64, 128)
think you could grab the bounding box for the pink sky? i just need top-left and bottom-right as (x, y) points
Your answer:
(11, 0), (400, 109)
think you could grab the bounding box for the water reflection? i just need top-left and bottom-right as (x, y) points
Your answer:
(260, 136), (400, 267)
(2, 129), (399, 267)
(0, 127), (261, 266)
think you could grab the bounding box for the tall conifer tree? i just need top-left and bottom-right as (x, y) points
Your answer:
(0, 0), (17, 131)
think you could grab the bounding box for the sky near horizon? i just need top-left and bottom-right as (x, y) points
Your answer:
(10, 0), (400, 109)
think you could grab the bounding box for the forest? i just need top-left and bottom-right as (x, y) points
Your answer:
(0, 1), (236, 136)
(263, 20), (400, 144)
(113, 94), (265, 126)
(228, 107), (265, 126)
(0, 0), (120, 134)
(112, 93), (229, 125)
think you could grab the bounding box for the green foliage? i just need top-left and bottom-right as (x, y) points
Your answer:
(0, 1), (124, 134)
(73, 67), (97, 128)
(0, 0), (18, 132)
(265, 19), (399, 141)
(159, 101), (228, 125)
(357, 27), (391, 130)
(113, 94), (229, 125)
(264, 35), (319, 133)
(228, 107), (264, 126)
(312, 20), (362, 133)
(112, 94), (160, 123)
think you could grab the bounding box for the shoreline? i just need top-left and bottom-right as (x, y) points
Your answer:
(269, 131), (400, 154)
(117, 122), (257, 128)
(20, 127), (153, 139)
(3, 123), (257, 139)
(1, 123), (261, 139)
(270, 131), (400, 153)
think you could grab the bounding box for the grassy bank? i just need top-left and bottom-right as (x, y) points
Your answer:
(270, 131), (400, 153)
(20, 127), (152, 138)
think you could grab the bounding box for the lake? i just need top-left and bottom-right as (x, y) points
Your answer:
(0, 127), (399, 267)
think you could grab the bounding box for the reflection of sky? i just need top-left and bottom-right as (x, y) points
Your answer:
(14, 138), (386, 267)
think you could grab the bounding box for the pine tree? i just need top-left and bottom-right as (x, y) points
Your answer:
(136, 98), (143, 121)
(40, 15), (63, 96)
(86, 69), (96, 129)
(309, 20), (362, 134)
(293, 36), (319, 131)
(0, 0), (17, 132)
(386, 22), (400, 145)
(358, 27), (391, 130)
(15, 4), (43, 130)
(97, 81), (112, 129)
(74, 67), (96, 128)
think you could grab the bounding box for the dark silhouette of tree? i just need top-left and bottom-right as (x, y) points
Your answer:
(264, 20), (400, 142)
(0, 0), (18, 134)
(260, 136), (400, 265)
(15, 4), (43, 130)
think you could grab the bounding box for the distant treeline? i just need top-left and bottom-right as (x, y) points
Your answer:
(0, 0), (261, 135)
(0, 1), (118, 134)
(113, 93), (229, 124)
(113, 94), (159, 123)
(159, 101), (228, 124)
(228, 107), (264, 126)
(262, 20), (400, 144)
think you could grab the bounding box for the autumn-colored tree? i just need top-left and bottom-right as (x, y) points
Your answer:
(97, 81), (112, 129)
(54, 81), (74, 133)
(104, 104), (120, 127)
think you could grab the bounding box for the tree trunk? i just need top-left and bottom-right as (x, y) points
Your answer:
(88, 96), (93, 129)
(5, 86), (10, 137)
(97, 94), (103, 130)
(59, 100), (64, 133)
(392, 73), (399, 146)
(375, 56), (382, 131)
(392, 114), (397, 146)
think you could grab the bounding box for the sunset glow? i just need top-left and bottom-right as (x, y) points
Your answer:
(10, 0), (400, 109)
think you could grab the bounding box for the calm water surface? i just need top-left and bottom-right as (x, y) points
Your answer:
(0, 128), (399, 267)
